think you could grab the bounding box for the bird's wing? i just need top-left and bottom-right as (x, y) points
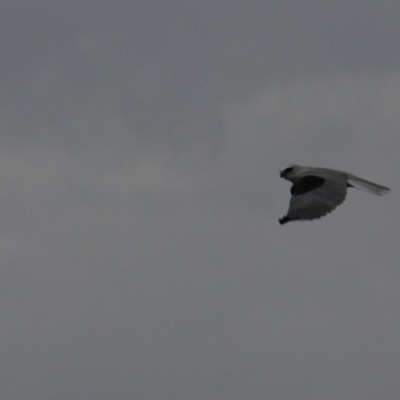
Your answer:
(347, 174), (390, 196)
(286, 172), (348, 221)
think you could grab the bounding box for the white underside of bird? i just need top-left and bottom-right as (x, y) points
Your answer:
(279, 165), (390, 225)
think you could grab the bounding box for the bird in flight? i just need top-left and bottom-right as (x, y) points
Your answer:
(279, 165), (390, 224)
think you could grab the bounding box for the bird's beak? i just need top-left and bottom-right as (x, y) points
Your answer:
(280, 170), (284, 178)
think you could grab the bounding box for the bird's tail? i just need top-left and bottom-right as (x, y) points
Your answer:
(347, 174), (390, 196)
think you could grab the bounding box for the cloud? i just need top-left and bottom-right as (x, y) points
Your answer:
(1, 2), (400, 399)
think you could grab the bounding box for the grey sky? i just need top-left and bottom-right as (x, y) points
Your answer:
(1, 2), (399, 399)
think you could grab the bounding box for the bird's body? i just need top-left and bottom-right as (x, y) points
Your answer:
(279, 165), (390, 224)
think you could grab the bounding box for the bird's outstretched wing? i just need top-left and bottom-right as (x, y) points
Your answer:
(280, 172), (348, 224)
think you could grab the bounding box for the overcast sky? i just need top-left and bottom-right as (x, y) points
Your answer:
(1, 2), (400, 399)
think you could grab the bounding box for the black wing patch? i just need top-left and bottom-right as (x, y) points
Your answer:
(291, 175), (325, 196)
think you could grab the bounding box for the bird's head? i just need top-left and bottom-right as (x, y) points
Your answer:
(280, 165), (299, 180)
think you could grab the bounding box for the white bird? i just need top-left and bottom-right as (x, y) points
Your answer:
(279, 165), (390, 224)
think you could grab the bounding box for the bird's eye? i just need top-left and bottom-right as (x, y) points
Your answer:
(284, 167), (294, 173)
